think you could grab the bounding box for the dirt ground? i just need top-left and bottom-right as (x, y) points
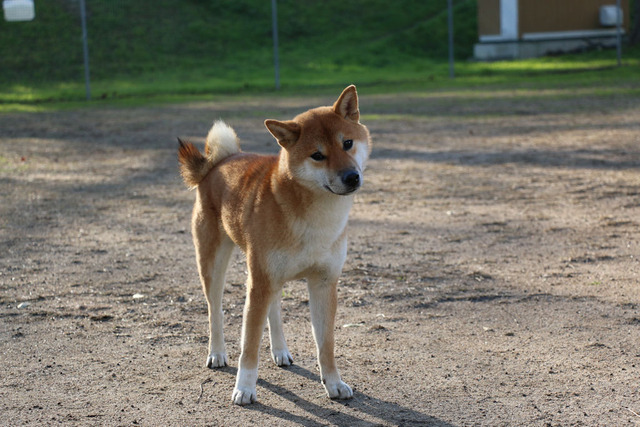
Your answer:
(1, 86), (639, 426)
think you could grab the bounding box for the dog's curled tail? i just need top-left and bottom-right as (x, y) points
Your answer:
(178, 121), (240, 189)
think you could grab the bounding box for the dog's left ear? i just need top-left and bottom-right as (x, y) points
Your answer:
(333, 85), (359, 123)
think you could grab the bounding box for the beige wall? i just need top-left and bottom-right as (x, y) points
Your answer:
(478, 0), (630, 37)
(478, 0), (501, 36)
(519, 0), (630, 35)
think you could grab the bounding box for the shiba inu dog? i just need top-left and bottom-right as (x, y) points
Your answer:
(178, 85), (371, 405)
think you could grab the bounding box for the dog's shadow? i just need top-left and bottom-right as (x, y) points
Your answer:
(219, 365), (453, 426)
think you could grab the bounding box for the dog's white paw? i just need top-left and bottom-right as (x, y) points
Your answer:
(232, 387), (257, 406)
(271, 349), (293, 367)
(324, 380), (353, 400)
(205, 353), (228, 368)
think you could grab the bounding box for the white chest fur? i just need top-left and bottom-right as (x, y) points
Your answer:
(267, 196), (352, 284)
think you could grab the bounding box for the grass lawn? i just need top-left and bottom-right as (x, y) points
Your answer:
(0, 0), (637, 112)
(1, 47), (638, 113)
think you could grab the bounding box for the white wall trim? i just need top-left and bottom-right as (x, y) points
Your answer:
(501, 0), (519, 41)
(522, 28), (626, 41)
(480, 34), (515, 43)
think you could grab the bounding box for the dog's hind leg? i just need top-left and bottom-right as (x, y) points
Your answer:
(268, 296), (293, 366)
(193, 211), (234, 369)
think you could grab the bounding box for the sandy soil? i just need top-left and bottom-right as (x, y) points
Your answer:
(1, 87), (639, 426)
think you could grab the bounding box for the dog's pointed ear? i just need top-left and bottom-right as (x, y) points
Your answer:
(333, 85), (359, 123)
(264, 119), (301, 147)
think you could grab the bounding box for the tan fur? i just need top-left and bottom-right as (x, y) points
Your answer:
(177, 121), (240, 189)
(178, 85), (371, 405)
(177, 138), (208, 188)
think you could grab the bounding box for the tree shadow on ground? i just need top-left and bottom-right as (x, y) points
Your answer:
(371, 147), (640, 170)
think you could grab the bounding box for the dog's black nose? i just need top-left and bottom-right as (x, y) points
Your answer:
(342, 170), (360, 188)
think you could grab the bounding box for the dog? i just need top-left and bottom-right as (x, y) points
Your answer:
(177, 85), (371, 405)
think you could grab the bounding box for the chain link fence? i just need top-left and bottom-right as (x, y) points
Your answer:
(17, 1), (640, 102)
(2, 1), (481, 99)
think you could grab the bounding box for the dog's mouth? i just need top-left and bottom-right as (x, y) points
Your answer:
(324, 185), (358, 196)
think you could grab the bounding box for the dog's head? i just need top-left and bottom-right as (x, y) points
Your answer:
(265, 85), (371, 196)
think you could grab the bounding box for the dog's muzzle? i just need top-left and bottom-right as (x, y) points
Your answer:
(325, 169), (362, 195)
(336, 169), (361, 195)
(342, 170), (360, 190)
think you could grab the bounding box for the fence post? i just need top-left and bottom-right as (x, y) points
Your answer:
(79, 0), (91, 100)
(448, 0), (455, 78)
(271, 0), (281, 90)
(616, 0), (622, 67)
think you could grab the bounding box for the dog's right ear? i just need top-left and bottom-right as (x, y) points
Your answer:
(264, 119), (301, 148)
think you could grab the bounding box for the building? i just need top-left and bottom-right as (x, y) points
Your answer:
(474, 0), (630, 60)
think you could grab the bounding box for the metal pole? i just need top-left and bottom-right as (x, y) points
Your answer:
(616, 0), (622, 67)
(79, 0), (91, 100)
(271, 0), (280, 90)
(448, 0), (455, 78)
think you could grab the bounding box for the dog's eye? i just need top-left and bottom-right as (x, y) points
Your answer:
(310, 151), (326, 161)
(343, 139), (353, 151)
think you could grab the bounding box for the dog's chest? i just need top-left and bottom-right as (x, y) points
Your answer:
(267, 199), (351, 282)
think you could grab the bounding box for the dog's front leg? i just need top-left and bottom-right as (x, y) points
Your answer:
(232, 275), (272, 405)
(307, 276), (353, 400)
